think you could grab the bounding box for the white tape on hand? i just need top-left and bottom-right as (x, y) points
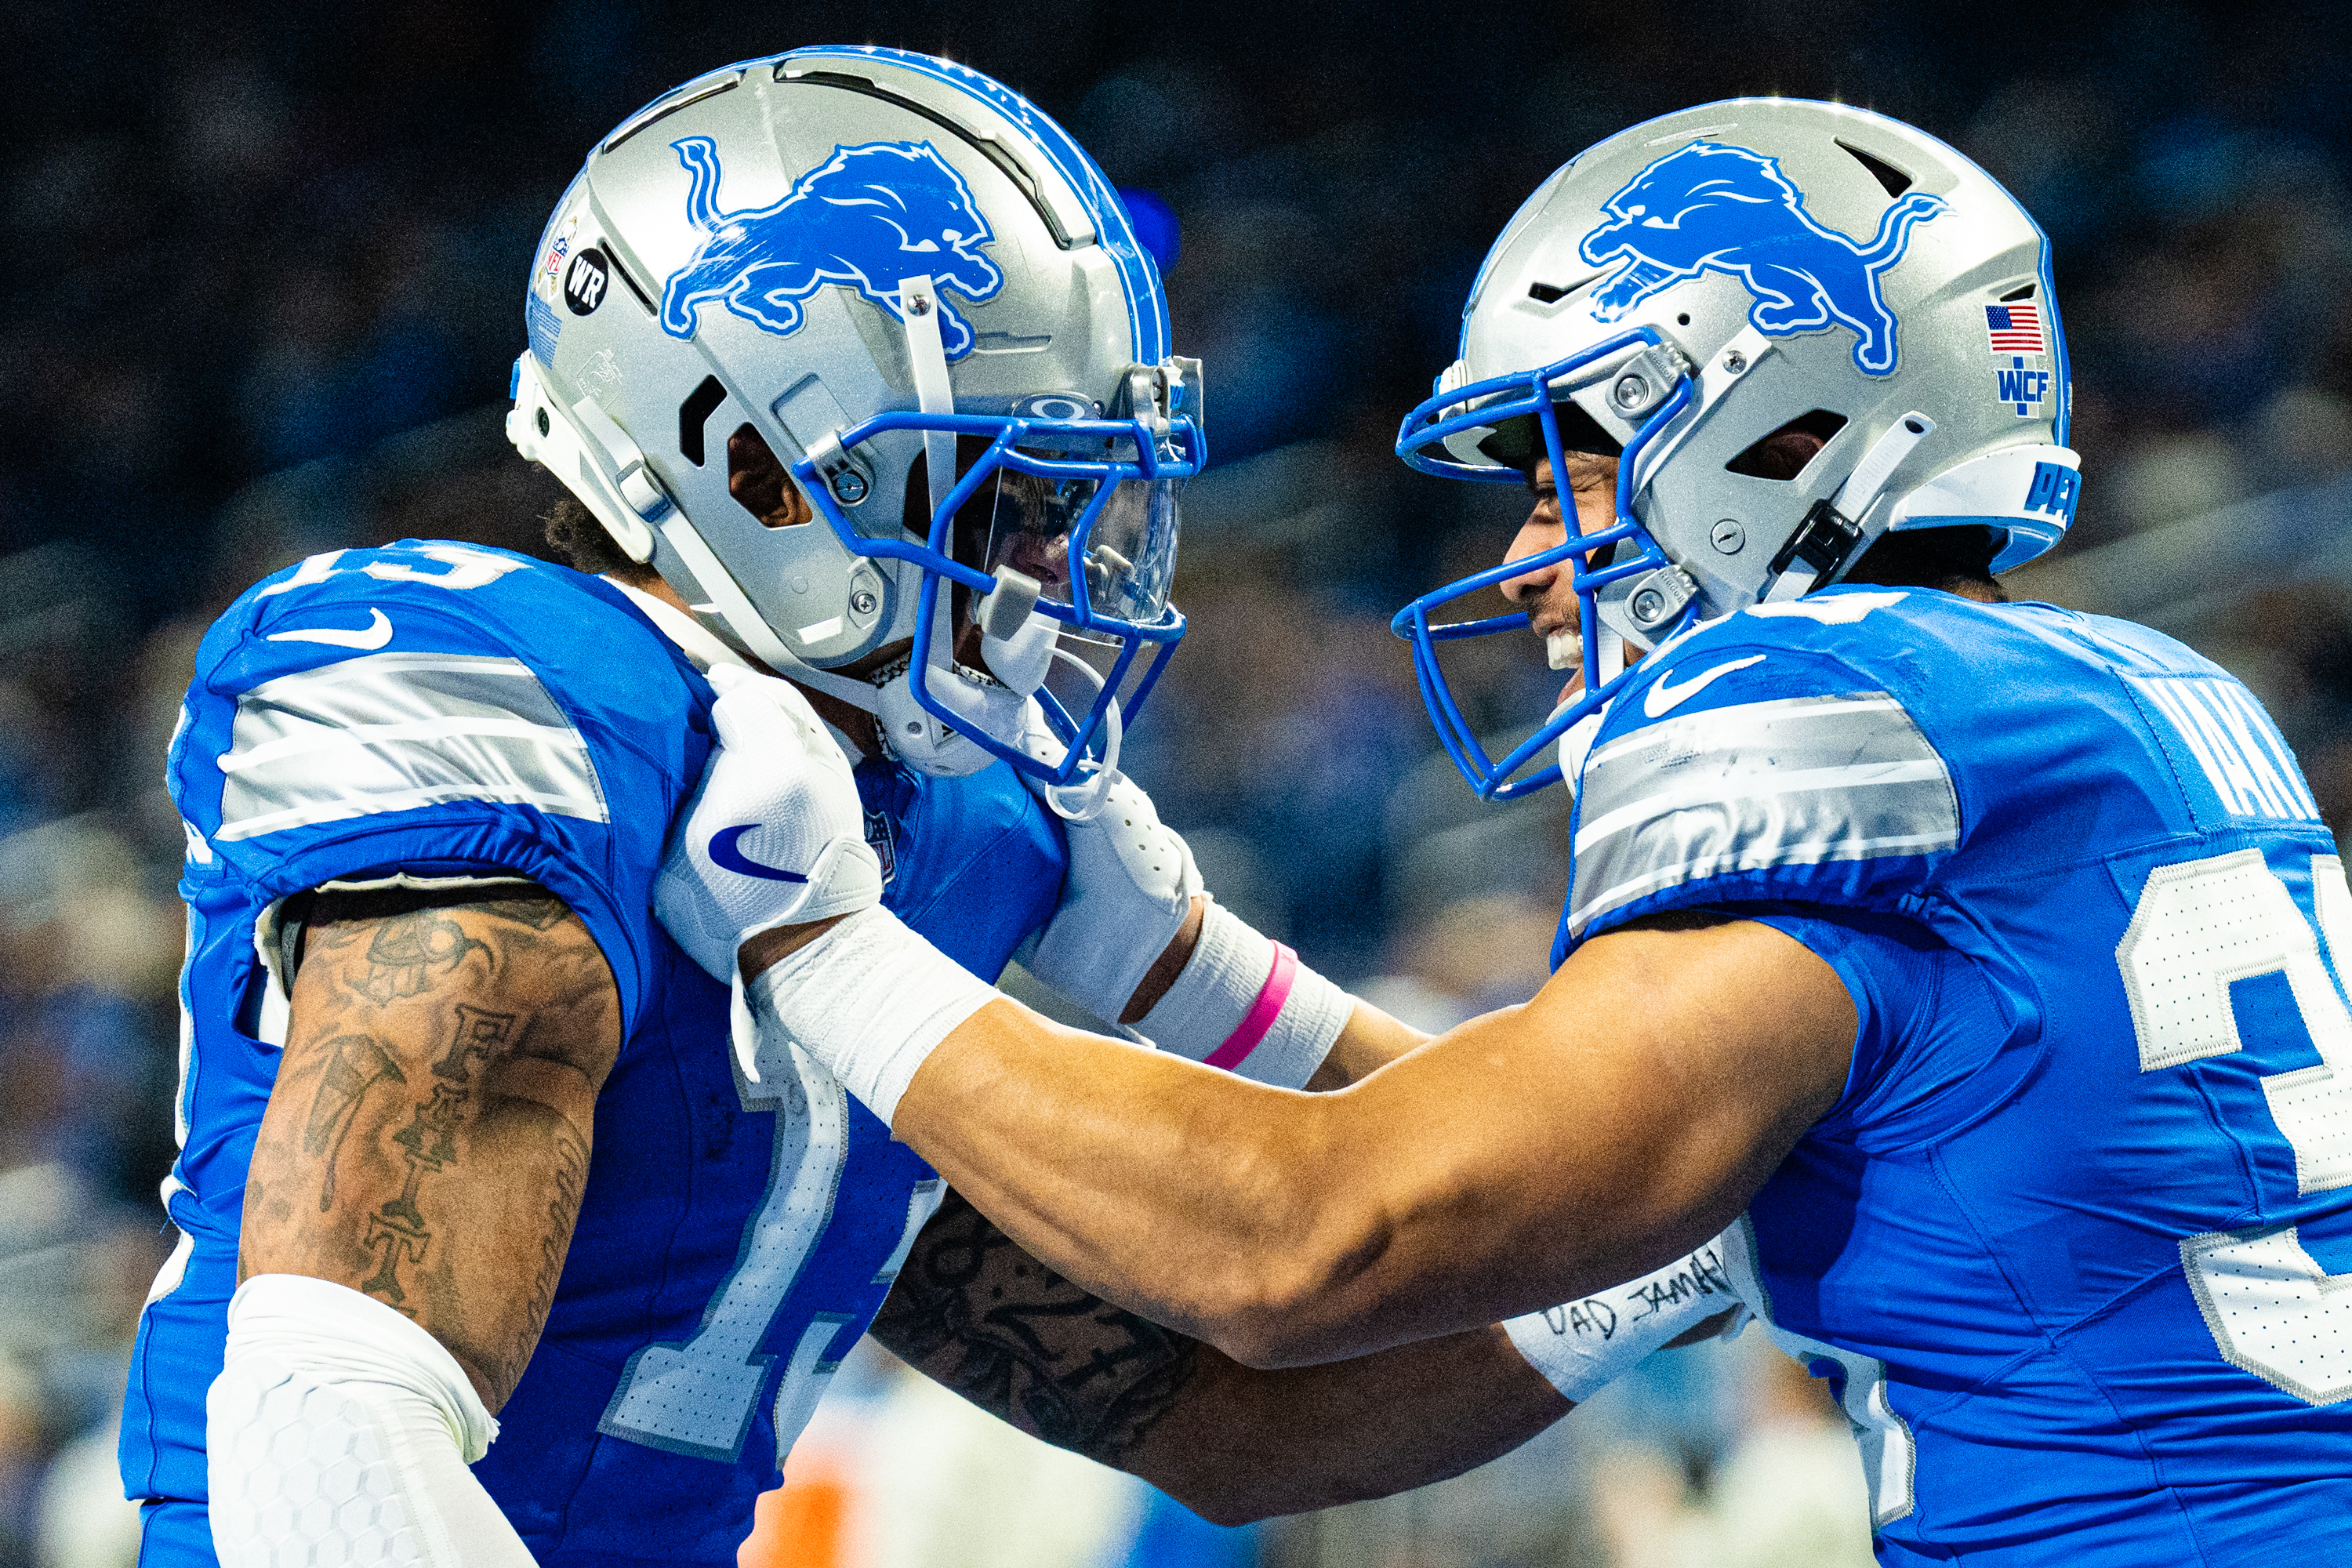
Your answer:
(1137, 902), (1351, 1090)
(1503, 1228), (1751, 1403)
(745, 906), (1000, 1125)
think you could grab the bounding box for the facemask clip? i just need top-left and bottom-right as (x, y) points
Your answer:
(801, 431), (873, 508)
(1624, 564), (1697, 634)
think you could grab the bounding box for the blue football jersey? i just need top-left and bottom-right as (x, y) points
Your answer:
(1560, 585), (2352, 1563)
(120, 541), (1068, 1563)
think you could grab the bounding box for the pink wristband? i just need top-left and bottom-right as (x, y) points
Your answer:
(1203, 942), (1298, 1072)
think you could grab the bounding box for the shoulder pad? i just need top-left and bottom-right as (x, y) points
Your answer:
(176, 542), (699, 865)
(1566, 602), (1958, 943)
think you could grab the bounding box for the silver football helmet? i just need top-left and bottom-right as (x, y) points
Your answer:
(506, 46), (1200, 788)
(1396, 98), (2080, 797)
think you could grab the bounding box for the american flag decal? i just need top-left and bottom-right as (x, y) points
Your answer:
(1985, 302), (2045, 354)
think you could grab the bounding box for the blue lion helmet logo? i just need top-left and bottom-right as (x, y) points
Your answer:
(1580, 141), (1945, 376)
(659, 138), (1005, 360)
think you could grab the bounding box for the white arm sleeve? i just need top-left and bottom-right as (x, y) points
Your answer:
(1503, 1227), (1751, 1403)
(207, 1273), (535, 1567)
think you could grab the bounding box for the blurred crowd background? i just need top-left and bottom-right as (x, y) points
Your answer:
(5, 1), (2350, 1563)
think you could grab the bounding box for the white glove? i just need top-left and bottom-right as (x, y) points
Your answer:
(1017, 712), (1203, 1025)
(658, 663), (884, 982)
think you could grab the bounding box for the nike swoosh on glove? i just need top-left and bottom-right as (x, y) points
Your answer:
(1018, 706), (1203, 1025)
(657, 663), (884, 982)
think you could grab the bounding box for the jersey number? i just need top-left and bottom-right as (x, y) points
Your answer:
(257, 544), (525, 598)
(596, 1025), (942, 1462)
(2118, 848), (2352, 1405)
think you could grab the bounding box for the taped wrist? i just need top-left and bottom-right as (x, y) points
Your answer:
(207, 1273), (532, 1566)
(1137, 901), (1352, 1089)
(746, 906), (999, 1124)
(1502, 1234), (1751, 1403)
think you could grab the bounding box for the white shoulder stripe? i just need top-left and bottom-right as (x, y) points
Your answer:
(1573, 757), (1951, 855)
(1584, 693), (1907, 772)
(1570, 691), (1955, 935)
(221, 716), (583, 775)
(1570, 829), (1958, 935)
(215, 651), (606, 843)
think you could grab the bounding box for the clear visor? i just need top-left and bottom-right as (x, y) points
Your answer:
(984, 466), (1182, 634)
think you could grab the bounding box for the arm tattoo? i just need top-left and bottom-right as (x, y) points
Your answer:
(299, 1035), (405, 1211)
(349, 912), (492, 1004)
(870, 1189), (1199, 1467)
(242, 883), (620, 1409)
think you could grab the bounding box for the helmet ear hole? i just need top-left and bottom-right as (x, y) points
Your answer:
(1724, 410), (1849, 481)
(726, 424), (810, 529)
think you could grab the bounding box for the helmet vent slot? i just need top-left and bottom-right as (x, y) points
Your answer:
(1835, 140), (1914, 199)
(1725, 410), (1849, 481)
(601, 71), (743, 153)
(1526, 270), (1599, 306)
(598, 248), (656, 315)
(1999, 282), (2038, 302)
(679, 376), (728, 466)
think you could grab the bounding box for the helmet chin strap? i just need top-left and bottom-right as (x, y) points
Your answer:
(902, 274), (964, 709)
(902, 275), (959, 519)
(1761, 411), (1936, 603)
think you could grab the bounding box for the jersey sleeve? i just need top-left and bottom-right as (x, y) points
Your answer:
(1564, 615), (1960, 950)
(171, 546), (710, 1033)
(1744, 906), (2033, 1149)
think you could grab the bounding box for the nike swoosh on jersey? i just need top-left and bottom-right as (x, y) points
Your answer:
(265, 608), (394, 650)
(1642, 654), (1767, 718)
(709, 825), (809, 884)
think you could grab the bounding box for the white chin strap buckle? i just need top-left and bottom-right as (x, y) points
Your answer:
(875, 668), (1019, 779)
(1762, 410), (1936, 601)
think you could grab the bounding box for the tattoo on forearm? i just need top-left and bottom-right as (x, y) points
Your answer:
(242, 886), (619, 1409)
(871, 1191), (1198, 1466)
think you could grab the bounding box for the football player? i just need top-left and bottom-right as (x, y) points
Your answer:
(669, 100), (2352, 1561)
(132, 49), (1741, 1566)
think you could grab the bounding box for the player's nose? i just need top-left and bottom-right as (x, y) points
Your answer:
(1498, 516), (1565, 604)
